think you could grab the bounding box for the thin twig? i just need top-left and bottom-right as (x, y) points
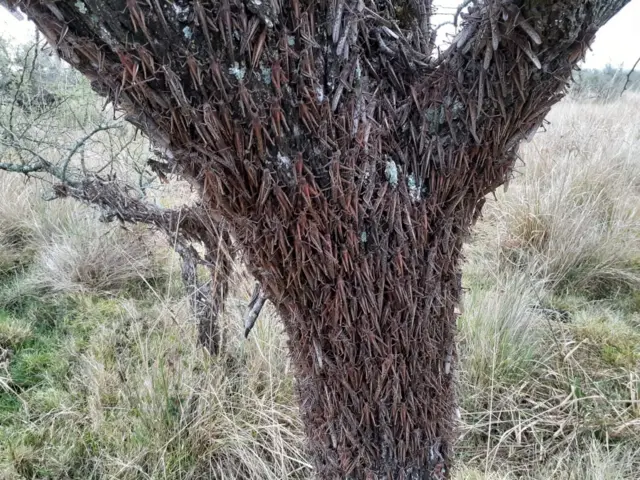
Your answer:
(621, 56), (640, 95)
(8, 42), (37, 131)
(60, 124), (120, 180)
(244, 283), (267, 338)
(454, 0), (474, 27)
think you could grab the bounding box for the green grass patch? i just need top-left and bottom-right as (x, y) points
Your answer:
(571, 308), (640, 369)
(8, 328), (69, 391)
(0, 392), (21, 420)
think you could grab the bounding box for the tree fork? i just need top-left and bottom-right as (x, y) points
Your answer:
(2, 0), (631, 477)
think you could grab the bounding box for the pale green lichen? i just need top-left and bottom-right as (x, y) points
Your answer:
(385, 160), (398, 188)
(287, 36), (296, 46)
(183, 26), (193, 39)
(425, 106), (445, 124)
(260, 65), (272, 84)
(75, 1), (87, 14)
(360, 231), (368, 243)
(425, 105), (446, 134)
(407, 174), (421, 202)
(228, 62), (246, 81)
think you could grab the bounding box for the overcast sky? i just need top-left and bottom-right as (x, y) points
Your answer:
(1, 1), (638, 69)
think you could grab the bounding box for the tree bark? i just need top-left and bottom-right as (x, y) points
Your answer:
(264, 207), (469, 478)
(2, 0), (631, 477)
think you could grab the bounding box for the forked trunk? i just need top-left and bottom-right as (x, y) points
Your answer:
(4, 0), (631, 478)
(226, 146), (489, 478)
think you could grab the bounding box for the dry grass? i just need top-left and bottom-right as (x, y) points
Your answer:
(487, 95), (640, 298)
(454, 94), (640, 477)
(457, 272), (545, 389)
(1, 288), (310, 479)
(0, 171), (168, 302)
(1, 95), (639, 479)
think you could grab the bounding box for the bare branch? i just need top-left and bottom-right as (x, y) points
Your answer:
(622, 56), (640, 95)
(0, 160), (47, 174)
(244, 283), (267, 338)
(60, 124), (121, 181)
(7, 42), (37, 129)
(0, 142), (67, 180)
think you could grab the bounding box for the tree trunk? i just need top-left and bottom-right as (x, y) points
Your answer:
(3, 0), (631, 477)
(257, 205), (472, 478)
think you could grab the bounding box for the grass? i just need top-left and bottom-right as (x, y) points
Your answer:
(1, 93), (640, 478)
(488, 98), (640, 299)
(457, 272), (545, 389)
(0, 294), (309, 479)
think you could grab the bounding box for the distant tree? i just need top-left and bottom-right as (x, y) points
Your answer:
(572, 63), (640, 100)
(0, 0), (631, 477)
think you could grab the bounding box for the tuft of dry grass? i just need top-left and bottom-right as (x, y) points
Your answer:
(457, 272), (545, 389)
(0, 171), (168, 300)
(28, 226), (162, 294)
(485, 94), (640, 298)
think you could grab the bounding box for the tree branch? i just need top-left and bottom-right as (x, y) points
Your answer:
(60, 124), (121, 181)
(244, 282), (267, 338)
(50, 177), (214, 243)
(0, 160), (49, 174)
(622, 56), (640, 95)
(0, 156), (233, 354)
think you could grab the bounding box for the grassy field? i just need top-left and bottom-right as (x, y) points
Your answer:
(1, 94), (639, 479)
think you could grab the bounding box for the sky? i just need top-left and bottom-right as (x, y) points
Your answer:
(1, 1), (639, 70)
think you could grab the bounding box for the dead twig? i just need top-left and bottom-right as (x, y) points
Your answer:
(244, 283), (267, 338)
(622, 56), (640, 95)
